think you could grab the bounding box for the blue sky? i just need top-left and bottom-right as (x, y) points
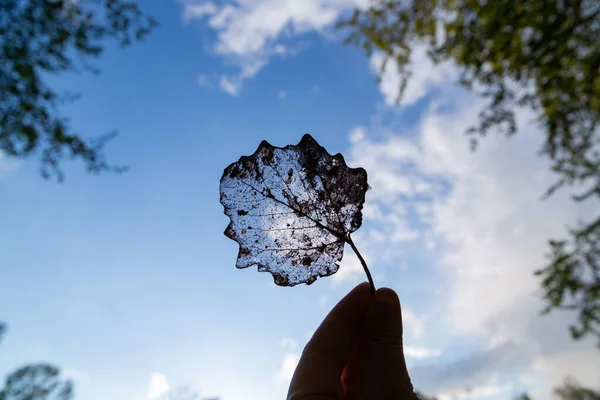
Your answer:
(1, 1), (598, 400)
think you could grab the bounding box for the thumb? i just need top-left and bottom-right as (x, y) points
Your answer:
(359, 288), (417, 400)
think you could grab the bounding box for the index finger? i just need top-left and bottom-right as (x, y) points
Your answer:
(288, 282), (372, 399)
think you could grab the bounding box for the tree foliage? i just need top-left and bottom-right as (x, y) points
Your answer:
(0, 364), (72, 400)
(514, 395), (534, 400)
(537, 219), (600, 342)
(0, 324), (73, 400)
(0, 0), (157, 180)
(518, 379), (600, 400)
(554, 379), (600, 400)
(339, 0), (600, 343)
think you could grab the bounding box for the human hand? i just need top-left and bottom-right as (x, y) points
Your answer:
(287, 282), (418, 400)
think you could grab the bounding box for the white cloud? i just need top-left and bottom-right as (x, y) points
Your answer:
(348, 126), (366, 143)
(405, 346), (443, 359)
(205, 1), (352, 55)
(216, 58), (267, 95)
(410, 341), (531, 396)
(345, 97), (598, 397)
(347, 130), (424, 205)
(219, 75), (240, 96)
(388, 214), (420, 242)
(370, 45), (458, 107)
(147, 372), (171, 400)
(180, 2), (457, 105)
(276, 337), (300, 384)
(180, 1), (218, 22)
(279, 337), (297, 350)
(273, 44), (287, 55)
(277, 90), (287, 99)
(276, 352), (300, 383)
(197, 74), (212, 88)
(402, 307), (424, 340)
(180, 0), (369, 95)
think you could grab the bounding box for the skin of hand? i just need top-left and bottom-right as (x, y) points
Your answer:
(287, 282), (419, 400)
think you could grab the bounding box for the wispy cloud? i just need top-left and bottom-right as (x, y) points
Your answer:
(197, 73), (212, 88)
(179, 0), (369, 95)
(276, 352), (300, 383)
(405, 346), (443, 359)
(279, 337), (297, 350)
(369, 46), (458, 107)
(410, 341), (530, 395)
(180, 1), (218, 23)
(219, 75), (242, 96)
(276, 337), (300, 384)
(180, 1), (458, 106)
(345, 96), (598, 397)
(402, 307), (424, 340)
(147, 372), (171, 400)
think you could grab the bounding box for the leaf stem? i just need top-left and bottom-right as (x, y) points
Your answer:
(346, 235), (375, 294)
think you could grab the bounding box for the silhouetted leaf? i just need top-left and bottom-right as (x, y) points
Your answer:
(220, 134), (370, 287)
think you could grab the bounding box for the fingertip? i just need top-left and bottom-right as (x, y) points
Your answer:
(288, 281), (374, 398)
(366, 287), (403, 344)
(374, 287), (400, 311)
(354, 281), (372, 293)
(361, 287), (414, 399)
(343, 282), (373, 306)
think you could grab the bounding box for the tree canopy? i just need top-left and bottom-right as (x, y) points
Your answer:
(0, 364), (73, 400)
(516, 379), (600, 400)
(554, 379), (600, 400)
(0, 323), (73, 400)
(0, 0), (156, 180)
(339, 0), (600, 344)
